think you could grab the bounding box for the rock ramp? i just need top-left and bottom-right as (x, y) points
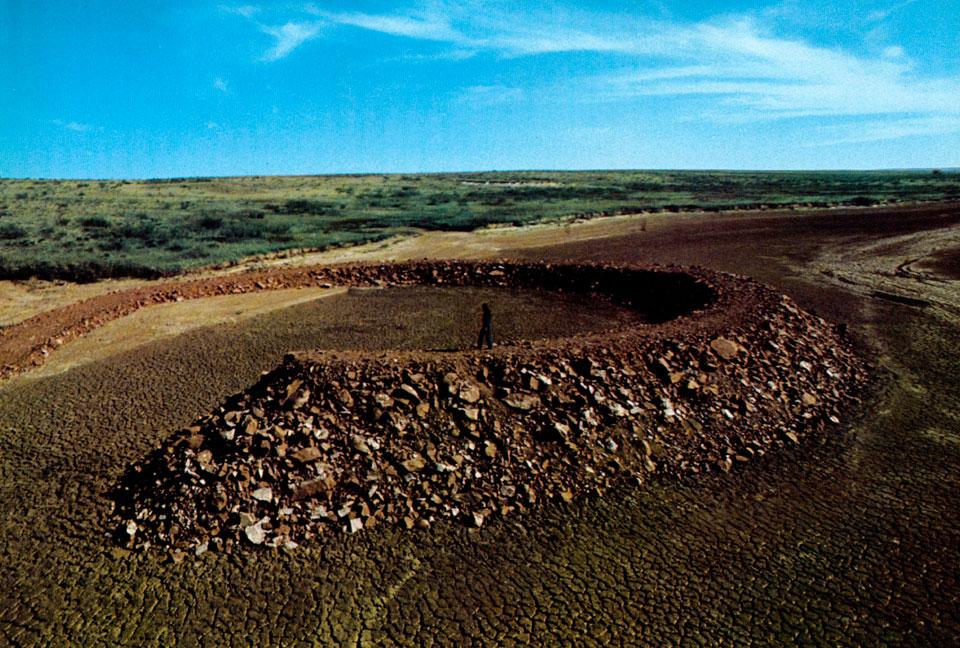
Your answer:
(109, 261), (866, 554)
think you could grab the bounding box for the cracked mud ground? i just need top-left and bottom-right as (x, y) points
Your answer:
(2, 204), (960, 645)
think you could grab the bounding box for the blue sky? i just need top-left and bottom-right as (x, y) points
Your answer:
(1, 0), (958, 178)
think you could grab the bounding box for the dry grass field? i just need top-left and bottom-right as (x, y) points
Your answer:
(1, 170), (956, 280)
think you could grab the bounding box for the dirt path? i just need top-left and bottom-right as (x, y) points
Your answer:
(0, 277), (148, 327)
(24, 287), (347, 378)
(809, 222), (960, 318)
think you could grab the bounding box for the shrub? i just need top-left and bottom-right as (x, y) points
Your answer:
(98, 238), (129, 251)
(80, 216), (110, 228)
(216, 220), (266, 242)
(196, 215), (223, 230)
(280, 199), (337, 215)
(182, 247), (209, 259)
(114, 221), (155, 239)
(264, 223), (294, 242)
(0, 224), (27, 240)
(114, 220), (170, 247)
(227, 209), (265, 220)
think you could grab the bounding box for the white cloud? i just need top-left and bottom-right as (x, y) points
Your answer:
(52, 119), (96, 132)
(228, 3), (960, 139)
(319, 10), (465, 43)
(810, 116), (960, 145)
(866, 0), (919, 23)
(594, 18), (958, 122)
(385, 49), (478, 63)
(465, 7), (651, 56)
(213, 77), (229, 92)
(487, 29), (635, 56)
(882, 45), (905, 59)
(260, 21), (322, 62)
(305, 4), (646, 57)
(221, 4), (259, 19)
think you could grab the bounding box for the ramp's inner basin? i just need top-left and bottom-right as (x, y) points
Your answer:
(30, 285), (649, 378)
(294, 285), (648, 350)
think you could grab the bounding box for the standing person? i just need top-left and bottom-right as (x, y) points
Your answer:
(477, 303), (493, 350)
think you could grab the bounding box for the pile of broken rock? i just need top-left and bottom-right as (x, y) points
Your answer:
(109, 261), (867, 555)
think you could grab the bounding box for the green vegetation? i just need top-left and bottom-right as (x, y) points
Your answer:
(0, 170), (957, 281)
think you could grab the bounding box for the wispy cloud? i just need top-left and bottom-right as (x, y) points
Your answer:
(486, 28), (635, 56)
(226, 3), (960, 141)
(882, 45), (906, 59)
(317, 6), (640, 56)
(243, 4), (651, 60)
(594, 18), (959, 124)
(811, 115), (960, 145)
(314, 9), (466, 43)
(866, 0), (919, 23)
(213, 77), (229, 92)
(221, 4), (260, 19)
(383, 48), (478, 63)
(52, 119), (97, 133)
(260, 21), (322, 62)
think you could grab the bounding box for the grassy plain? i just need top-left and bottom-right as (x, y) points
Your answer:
(0, 170), (957, 280)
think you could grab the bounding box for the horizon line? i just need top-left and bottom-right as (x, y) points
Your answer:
(2, 167), (957, 182)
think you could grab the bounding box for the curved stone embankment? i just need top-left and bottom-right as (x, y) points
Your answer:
(0, 260), (704, 380)
(107, 261), (867, 555)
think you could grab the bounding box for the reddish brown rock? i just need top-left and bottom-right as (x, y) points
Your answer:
(105, 260), (867, 554)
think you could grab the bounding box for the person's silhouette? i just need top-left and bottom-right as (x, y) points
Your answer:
(477, 303), (493, 350)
